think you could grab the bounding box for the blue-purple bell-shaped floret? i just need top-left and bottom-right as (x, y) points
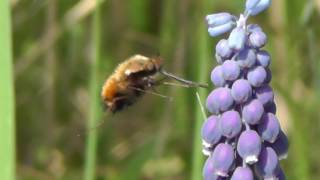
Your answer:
(269, 131), (289, 160)
(216, 39), (234, 59)
(245, 0), (272, 16)
(245, 0), (261, 11)
(237, 130), (262, 164)
(258, 112), (280, 143)
(212, 143), (235, 177)
(242, 99), (264, 125)
(236, 48), (256, 68)
(231, 79), (252, 103)
(265, 101), (277, 114)
(222, 60), (241, 81)
(248, 29), (267, 48)
(256, 50), (271, 67)
(220, 110), (242, 138)
(206, 13), (235, 27)
(276, 167), (286, 180)
(203, 156), (220, 180)
(211, 66), (226, 87)
(228, 27), (246, 51)
(247, 66), (267, 87)
(206, 87), (234, 114)
(247, 24), (262, 33)
(265, 67), (272, 84)
(255, 85), (274, 106)
(231, 167), (254, 180)
(255, 146), (280, 179)
(208, 22), (235, 37)
(201, 115), (222, 147)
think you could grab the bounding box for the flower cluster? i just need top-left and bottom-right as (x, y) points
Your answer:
(201, 0), (289, 179)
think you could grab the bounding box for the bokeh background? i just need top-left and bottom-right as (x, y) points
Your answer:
(1, 0), (320, 179)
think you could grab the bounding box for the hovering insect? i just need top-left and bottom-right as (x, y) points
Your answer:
(101, 54), (208, 113)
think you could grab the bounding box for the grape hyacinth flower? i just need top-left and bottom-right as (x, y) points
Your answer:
(202, 0), (289, 179)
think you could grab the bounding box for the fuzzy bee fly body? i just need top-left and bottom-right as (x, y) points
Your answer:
(101, 54), (208, 113)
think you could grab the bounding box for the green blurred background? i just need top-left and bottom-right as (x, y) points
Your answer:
(1, 0), (320, 179)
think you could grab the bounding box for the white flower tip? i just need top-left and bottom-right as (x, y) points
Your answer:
(245, 155), (258, 164)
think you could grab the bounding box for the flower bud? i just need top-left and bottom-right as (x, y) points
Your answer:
(201, 115), (222, 146)
(248, 30), (267, 48)
(242, 99), (264, 125)
(216, 39), (234, 59)
(206, 87), (234, 114)
(212, 143), (235, 177)
(222, 60), (240, 81)
(269, 131), (289, 160)
(228, 27), (247, 51)
(208, 22), (235, 37)
(247, 66), (267, 87)
(206, 13), (235, 27)
(255, 85), (274, 106)
(220, 110), (242, 138)
(265, 101), (277, 114)
(255, 147), (280, 179)
(246, 0), (272, 16)
(231, 167), (254, 180)
(247, 24), (262, 33)
(258, 113), (280, 143)
(237, 130), (262, 164)
(203, 156), (220, 180)
(236, 48), (256, 68)
(231, 79), (252, 103)
(256, 50), (271, 67)
(245, 0), (261, 10)
(211, 66), (226, 87)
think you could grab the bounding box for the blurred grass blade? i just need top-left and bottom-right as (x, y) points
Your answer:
(191, 0), (210, 179)
(0, 0), (15, 179)
(84, 0), (102, 179)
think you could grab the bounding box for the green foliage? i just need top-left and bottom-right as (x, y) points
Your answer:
(0, 1), (15, 180)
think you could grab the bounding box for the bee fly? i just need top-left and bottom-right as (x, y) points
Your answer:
(101, 54), (208, 113)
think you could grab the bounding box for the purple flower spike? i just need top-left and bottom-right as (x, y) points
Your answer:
(201, 115), (222, 147)
(222, 60), (240, 81)
(206, 13), (235, 27)
(208, 22), (235, 37)
(211, 66), (226, 87)
(248, 29), (267, 48)
(242, 99), (264, 125)
(220, 110), (242, 138)
(212, 143), (235, 177)
(216, 39), (234, 59)
(237, 130), (262, 164)
(206, 87), (234, 114)
(247, 66), (267, 87)
(231, 79), (252, 103)
(258, 113), (280, 143)
(231, 167), (254, 180)
(256, 50), (271, 67)
(203, 157), (220, 180)
(255, 147), (280, 179)
(228, 27), (246, 51)
(270, 131), (289, 160)
(236, 48), (256, 68)
(255, 85), (274, 106)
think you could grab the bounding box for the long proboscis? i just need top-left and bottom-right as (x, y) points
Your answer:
(160, 70), (209, 88)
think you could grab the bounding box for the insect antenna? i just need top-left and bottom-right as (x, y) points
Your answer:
(159, 69), (209, 88)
